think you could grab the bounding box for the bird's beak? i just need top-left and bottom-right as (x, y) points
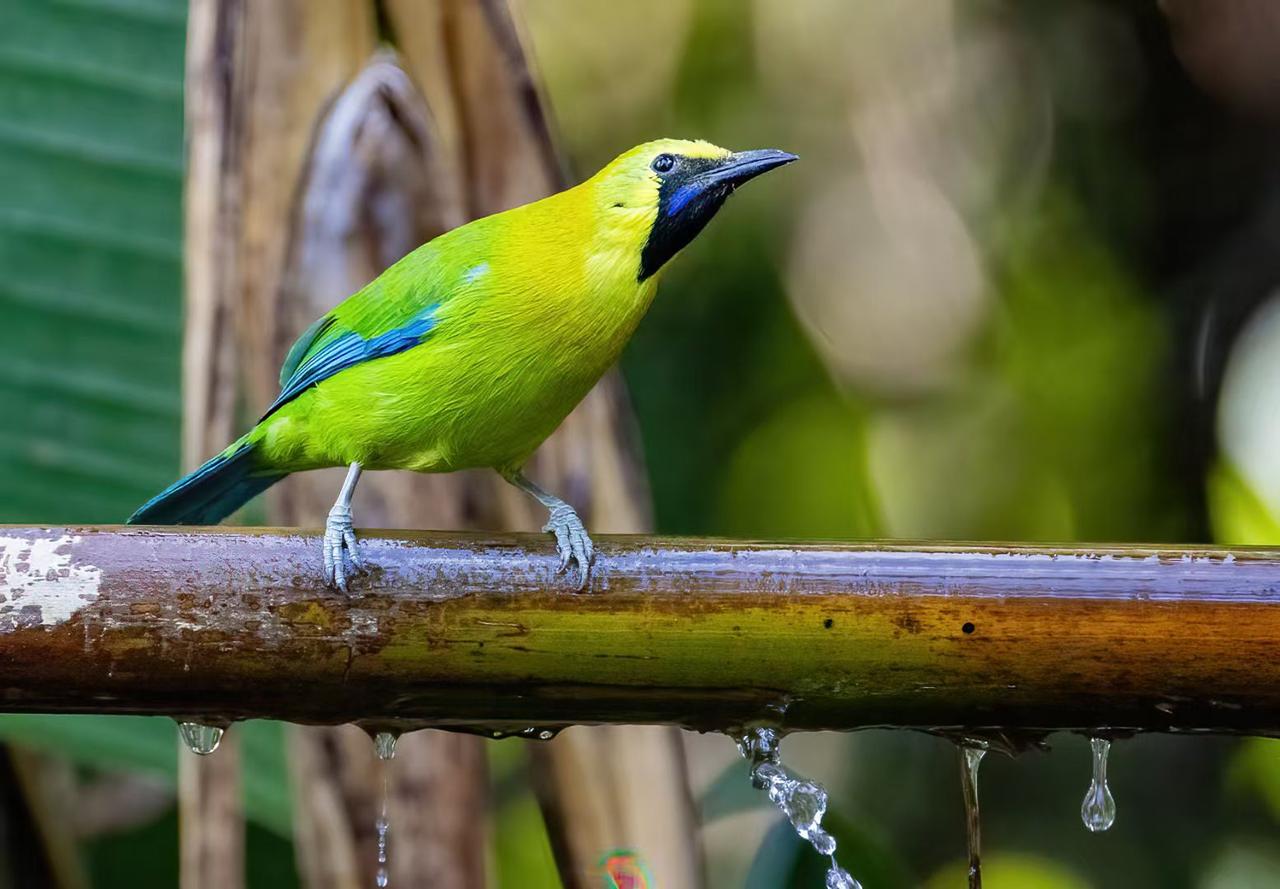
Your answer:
(704, 148), (798, 189)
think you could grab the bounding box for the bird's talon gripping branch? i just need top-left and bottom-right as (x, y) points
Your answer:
(320, 462), (364, 593)
(543, 504), (594, 590)
(324, 504), (362, 592)
(504, 470), (597, 589)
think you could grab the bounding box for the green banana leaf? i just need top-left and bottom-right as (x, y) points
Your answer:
(0, 1), (297, 884)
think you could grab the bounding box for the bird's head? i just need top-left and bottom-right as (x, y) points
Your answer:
(590, 139), (797, 281)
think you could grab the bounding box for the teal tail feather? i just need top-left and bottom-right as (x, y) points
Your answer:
(128, 438), (284, 526)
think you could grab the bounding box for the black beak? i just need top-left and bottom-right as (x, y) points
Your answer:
(705, 148), (798, 188)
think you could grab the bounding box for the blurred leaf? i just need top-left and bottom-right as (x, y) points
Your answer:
(84, 806), (179, 889)
(237, 721), (293, 837)
(1207, 459), (1280, 546)
(868, 388), (1076, 541)
(986, 190), (1179, 542)
(0, 0), (305, 877)
(700, 756), (767, 823)
(744, 819), (802, 889)
(489, 740), (563, 888)
(0, 715), (174, 777)
(0, 0), (186, 523)
(1226, 738), (1280, 825)
(924, 852), (1091, 889)
(718, 393), (881, 539)
(85, 810), (299, 889)
(1198, 842), (1280, 889)
(492, 788), (563, 889)
(0, 715), (292, 836)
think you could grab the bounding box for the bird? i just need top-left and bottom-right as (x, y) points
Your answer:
(129, 139), (797, 591)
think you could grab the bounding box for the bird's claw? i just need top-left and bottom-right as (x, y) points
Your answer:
(543, 504), (594, 591)
(323, 505), (364, 593)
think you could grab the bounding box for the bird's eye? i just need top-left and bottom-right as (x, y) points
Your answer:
(651, 153), (676, 174)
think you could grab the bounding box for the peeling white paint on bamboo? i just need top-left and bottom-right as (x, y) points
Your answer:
(0, 534), (101, 628)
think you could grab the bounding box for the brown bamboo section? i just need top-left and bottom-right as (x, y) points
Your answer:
(2, 527), (1278, 734)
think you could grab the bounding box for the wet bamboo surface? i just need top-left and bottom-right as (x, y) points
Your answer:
(3, 526), (1279, 735)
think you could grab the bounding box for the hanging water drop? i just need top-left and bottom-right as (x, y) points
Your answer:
(374, 731), (398, 761)
(518, 727), (558, 741)
(736, 728), (862, 888)
(959, 742), (986, 889)
(178, 721), (224, 756)
(1080, 736), (1116, 832)
(737, 726), (781, 768)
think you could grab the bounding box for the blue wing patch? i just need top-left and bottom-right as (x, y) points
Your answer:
(261, 303), (440, 420)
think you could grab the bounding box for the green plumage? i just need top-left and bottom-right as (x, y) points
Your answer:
(129, 138), (795, 574)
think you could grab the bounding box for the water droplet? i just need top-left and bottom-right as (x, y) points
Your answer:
(826, 862), (862, 889)
(736, 727), (781, 769)
(518, 727), (558, 741)
(178, 721), (223, 756)
(1080, 736), (1116, 832)
(374, 731), (398, 761)
(782, 779), (829, 841)
(809, 827), (836, 857)
(959, 742), (986, 889)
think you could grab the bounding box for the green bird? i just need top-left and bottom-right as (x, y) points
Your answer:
(130, 139), (796, 590)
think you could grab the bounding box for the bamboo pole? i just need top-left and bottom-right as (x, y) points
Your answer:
(2, 527), (1278, 735)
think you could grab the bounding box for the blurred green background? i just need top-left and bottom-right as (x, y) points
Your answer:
(4, 0), (1280, 886)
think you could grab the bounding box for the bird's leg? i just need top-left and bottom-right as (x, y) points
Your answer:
(501, 469), (595, 590)
(324, 462), (364, 593)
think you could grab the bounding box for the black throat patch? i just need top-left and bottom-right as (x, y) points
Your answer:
(638, 156), (733, 282)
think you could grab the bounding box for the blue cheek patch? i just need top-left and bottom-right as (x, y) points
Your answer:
(666, 182), (702, 217)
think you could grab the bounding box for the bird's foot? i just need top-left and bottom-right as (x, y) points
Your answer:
(323, 504), (364, 593)
(543, 504), (595, 591)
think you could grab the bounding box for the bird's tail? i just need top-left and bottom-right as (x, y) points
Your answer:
(127, 435), (285, 526)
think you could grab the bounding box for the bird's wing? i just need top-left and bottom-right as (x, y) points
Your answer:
(263, 248), (462, 420)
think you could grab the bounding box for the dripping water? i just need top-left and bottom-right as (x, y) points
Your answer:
(375, 755), (391, 887)
(367, 729), (400, 886)
(375, 781), (389, 888)
(737, 728), (862, 889)
(177, 721), (224, 756)
(959, 742), (986, 889)
(1080, 736), (1116, 832)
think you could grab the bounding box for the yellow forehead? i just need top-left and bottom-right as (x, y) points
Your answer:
(601, 139), (731, 176)
(648, 138), (730, 160)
